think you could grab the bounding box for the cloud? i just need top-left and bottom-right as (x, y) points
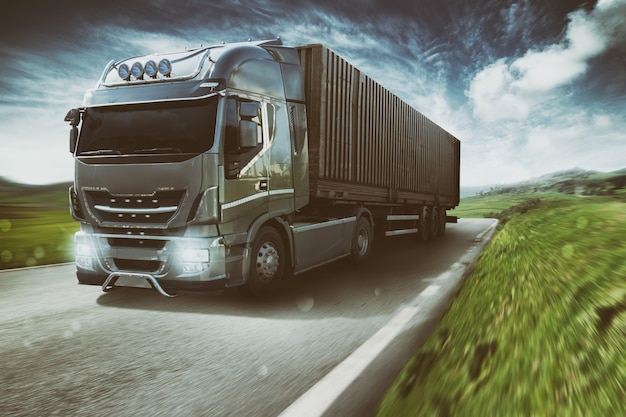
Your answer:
(467, 2), (612, 123)
(1, 0), (623, 187)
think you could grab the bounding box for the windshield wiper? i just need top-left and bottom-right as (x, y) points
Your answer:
(133, 147), (183, 154)
(79, 149), (122, 156)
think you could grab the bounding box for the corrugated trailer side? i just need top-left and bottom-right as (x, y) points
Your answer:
(297, 44), (460, 209)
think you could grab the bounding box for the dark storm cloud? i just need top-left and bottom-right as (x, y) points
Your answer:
(1, 0), (623, 185)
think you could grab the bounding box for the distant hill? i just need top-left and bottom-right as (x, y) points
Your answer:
(476, 168), (626, 196)
(3, 168), (626, 203)
(460, 185), (497, 198)
(0, 177), (73, 210)
(0, 177), (72, 194)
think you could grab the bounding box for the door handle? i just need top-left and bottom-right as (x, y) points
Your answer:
(259, 180), (268, 191)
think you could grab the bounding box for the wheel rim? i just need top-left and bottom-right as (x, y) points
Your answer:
(356, 227), (369, 256)
(256, 242), (279, 283)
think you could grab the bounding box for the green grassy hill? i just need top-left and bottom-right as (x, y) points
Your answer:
(0, 178), (77, 269)
(377, 178), (626, 416)
(470, 167), (626, 197)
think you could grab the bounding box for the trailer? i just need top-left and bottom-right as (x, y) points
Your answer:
(65, 39), (460, 297)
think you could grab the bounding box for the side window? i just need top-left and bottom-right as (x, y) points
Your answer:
(225, 97), (263, 179)
(265, 103), (276, 141)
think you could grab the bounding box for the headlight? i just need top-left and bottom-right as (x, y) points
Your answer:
(182, 249), (209, 263)
(75, 243), (93, 257)
(181, 248), (209, 274)
(74, 232), (95, 270)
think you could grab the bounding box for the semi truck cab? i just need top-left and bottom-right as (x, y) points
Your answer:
(66, 39), (318, 296)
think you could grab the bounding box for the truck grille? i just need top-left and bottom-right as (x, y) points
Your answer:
(113, 259), (161, 273)
(85, 190), (185, 225)
(107, 238), (167, 250)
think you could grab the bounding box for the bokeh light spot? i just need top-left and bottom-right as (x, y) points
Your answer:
(34, 246), (45, 259)
(0, 219), (11, 232)
(71, 320), (82, 332)
(1, 250), (12, 263)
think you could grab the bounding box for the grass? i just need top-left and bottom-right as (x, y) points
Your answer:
(0, 186), (79, 270)
(376, 194), (626, 416)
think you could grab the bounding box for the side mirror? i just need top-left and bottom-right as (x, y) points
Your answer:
(239, 101), (260, 119)
(64, 108), (80, 126)
(65, 108), (80, 154)
(239, 120), (258, 148)
(238, 101), (261, 149)
(69, 127), (78, 154)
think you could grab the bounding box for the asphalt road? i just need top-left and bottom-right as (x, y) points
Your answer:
(0, 218), (496, 417)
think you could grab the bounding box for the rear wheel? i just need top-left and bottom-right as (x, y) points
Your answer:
(438, 207), (447, 236)
(416, 206), (430, 241)
(245, 226), (286, 296)
(430, 206), (439, 239)
(352, 216), (373, 264)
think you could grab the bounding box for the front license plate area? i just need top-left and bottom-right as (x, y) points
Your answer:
(115, 275), (152, 289)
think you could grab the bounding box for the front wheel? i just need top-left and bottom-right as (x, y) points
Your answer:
(352, 217), (373, 264)
(245, 226), (286, 296)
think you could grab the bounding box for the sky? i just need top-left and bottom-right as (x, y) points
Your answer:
(0, 0), (624, 187)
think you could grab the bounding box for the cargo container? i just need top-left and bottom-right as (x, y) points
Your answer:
(65, 39), (460, 297)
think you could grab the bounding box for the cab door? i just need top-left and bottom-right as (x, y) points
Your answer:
(221, 97), (269, 230)
(266, 101), (296, 217)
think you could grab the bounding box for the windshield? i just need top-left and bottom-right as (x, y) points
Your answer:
(76, 95), (218, 156)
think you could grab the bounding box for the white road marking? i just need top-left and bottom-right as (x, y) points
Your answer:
(278, 305), (420, 417)
(421, 284), (441, 297)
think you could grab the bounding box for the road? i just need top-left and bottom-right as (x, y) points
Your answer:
(0, 218), (496, 417)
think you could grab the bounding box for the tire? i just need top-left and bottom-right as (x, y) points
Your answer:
(352, 216), (373, 264)
(416, 206), (430, 241)
(245, 226), (286, 296)
(438, 207), (447, 237)
(430, 206), (439, 239)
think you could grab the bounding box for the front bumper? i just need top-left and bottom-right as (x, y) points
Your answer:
(74, 231), (229, 294)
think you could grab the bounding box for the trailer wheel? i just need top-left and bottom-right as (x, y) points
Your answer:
(430, 207), (439, 239)
(438, 207), (447, 236)
(416, 206), (430, 241)
(352, 217), (373, 264)
(246, 226), (286, 296)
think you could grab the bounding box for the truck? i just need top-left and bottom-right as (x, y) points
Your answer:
(64, 39), (460, 297)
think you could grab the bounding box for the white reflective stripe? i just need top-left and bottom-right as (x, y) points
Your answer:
(222, 189), (294, 210)
(222, 192), (268, 210)
(270, 189), (295, 197)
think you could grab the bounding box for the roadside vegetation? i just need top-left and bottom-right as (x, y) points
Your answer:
(377, 186), (626, 415)
(0, 179), (78, 270)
